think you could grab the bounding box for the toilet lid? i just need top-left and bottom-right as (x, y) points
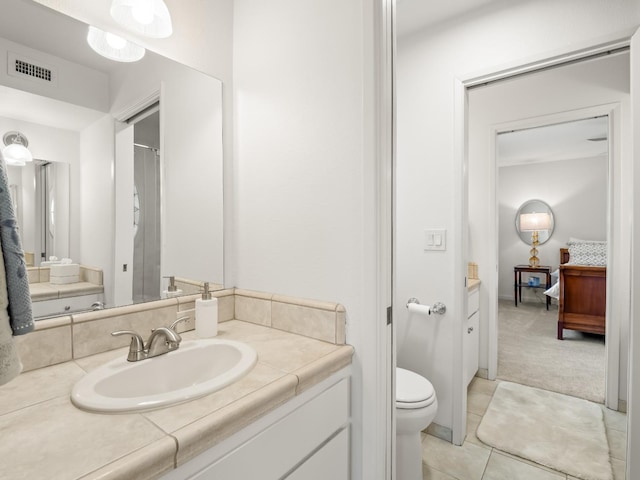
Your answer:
(396, 368), (436, 409)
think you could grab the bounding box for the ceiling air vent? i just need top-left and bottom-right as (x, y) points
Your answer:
(7, 52), (57, 86)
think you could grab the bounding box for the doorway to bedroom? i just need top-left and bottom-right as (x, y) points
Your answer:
(467, 48), (630, 411)
(495, 117), (608, 404)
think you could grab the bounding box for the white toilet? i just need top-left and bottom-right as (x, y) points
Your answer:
(396, 367), (438, 480)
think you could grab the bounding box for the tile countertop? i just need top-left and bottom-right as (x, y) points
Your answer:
(29, 281), (105, 301)
(0, 320), (354, 480)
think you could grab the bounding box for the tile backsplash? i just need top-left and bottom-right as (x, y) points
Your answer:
(235, 289), (346, 344)
(14, 288), (347, 372)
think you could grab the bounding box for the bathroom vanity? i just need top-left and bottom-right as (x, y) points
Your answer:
(2, 289), (353, 479)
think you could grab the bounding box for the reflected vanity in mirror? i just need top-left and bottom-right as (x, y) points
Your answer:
(0, 0), (224, 318)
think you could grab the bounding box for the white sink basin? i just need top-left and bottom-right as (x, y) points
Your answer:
(71, 338), (258, 413)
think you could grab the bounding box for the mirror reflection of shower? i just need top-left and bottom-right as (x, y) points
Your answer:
(6, 160), (70, 267)
(132, 107), (161, 303)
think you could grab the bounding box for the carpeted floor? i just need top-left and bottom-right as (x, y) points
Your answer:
(477, 381), (613, 480)
(498, 298), (606, 403)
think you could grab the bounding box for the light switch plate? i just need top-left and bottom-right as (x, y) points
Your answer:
(424, 229), (446, 251)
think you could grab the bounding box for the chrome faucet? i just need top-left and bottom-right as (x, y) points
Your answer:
(112, 316), (190, 362)
(146, 327), (182, 357)
(111, 330), (146, 361)
(91, 301), (105, 310)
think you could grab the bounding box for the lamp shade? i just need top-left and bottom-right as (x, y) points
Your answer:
(87, 26), (145, 63)
(519, 212), (552, 231)
(110, 0), (173, 38)
(2, 131), (33, 166)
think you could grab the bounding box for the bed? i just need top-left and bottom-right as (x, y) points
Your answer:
(556, 247), (606, 340)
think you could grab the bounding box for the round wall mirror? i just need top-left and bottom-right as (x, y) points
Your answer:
(515, 199), (555, 245)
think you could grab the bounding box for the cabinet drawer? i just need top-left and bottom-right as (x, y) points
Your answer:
(31, 294), (102, 318)
(468, 288), (479, 318)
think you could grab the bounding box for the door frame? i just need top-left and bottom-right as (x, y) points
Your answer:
(628, 26), (640, 480)
(452, 29), (636, 444)
(369, 0), (395, 477)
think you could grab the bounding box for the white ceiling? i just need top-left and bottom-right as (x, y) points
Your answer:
(497, 117), (609, 167)
(0, 84), (106, 132)
(396, 0), (500, 37)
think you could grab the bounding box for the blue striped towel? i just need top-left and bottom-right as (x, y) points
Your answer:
(0, 151), (33, 335)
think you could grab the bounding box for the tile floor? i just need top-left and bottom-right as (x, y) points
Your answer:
(421, 377), (627, 480)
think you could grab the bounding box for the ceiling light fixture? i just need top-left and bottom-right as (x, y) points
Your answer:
(2, 131), (33, 167)
(110, 0), (173, 38)
(87, 26), (146, 63)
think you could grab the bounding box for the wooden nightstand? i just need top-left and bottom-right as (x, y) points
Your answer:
(513, 265), (552, 310)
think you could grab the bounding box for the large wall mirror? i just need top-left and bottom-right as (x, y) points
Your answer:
(515, 199), (555, 245)
(0, 0), (224, 318)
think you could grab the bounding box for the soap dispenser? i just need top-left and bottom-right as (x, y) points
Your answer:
(162, 276), (182, 299)
(196, 282), (218, 338)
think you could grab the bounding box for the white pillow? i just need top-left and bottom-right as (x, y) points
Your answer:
(544, 282), (560, 299)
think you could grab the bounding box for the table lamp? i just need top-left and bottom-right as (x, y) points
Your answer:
(519, 212), (551, 267)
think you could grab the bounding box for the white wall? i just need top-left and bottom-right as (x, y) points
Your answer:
(233, 1), (384, 477)
(162, 73), (224, 283)
(233, 0), (364, 298)
(0, 119), (79, 166)
(397, 0), (640, 436)
(79, 115), (115, 304)
(497, 156), (608, 301)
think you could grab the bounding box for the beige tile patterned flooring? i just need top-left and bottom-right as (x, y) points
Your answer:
(421, 377), (627, 480)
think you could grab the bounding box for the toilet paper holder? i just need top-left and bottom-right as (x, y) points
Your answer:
(406, 298), (446, 315)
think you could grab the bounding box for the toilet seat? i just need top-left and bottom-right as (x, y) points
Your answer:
(396, 367), (436, 409)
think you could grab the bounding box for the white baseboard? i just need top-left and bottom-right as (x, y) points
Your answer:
(425, 422), (452, 443)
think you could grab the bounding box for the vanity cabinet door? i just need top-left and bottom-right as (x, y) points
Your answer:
(186, 378), (350, 480)
(465, 288), (480, 386)
(468, 288), (479, 317)
(286, 427), (349, 480)
(465, 310), (480, 386)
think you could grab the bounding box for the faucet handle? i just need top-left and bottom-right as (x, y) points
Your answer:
(111, 330), (145, 362)
(169, 316), (190, 331)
